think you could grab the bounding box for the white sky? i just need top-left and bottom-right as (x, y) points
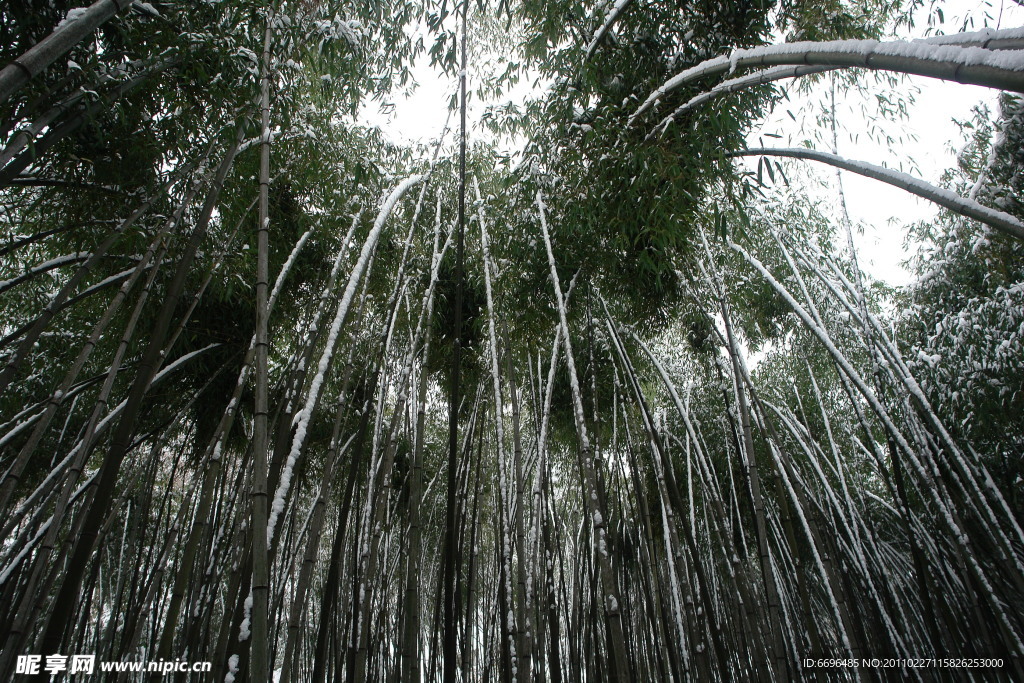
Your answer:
(827, 82), (997, 285)
(361, 0), (1023, 286)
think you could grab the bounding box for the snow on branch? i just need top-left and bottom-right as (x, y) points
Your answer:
(584, 0), (636, 61)
(922, 25), (1024, 50)
(269, 174), (424, 544)
(645, 27), (1024, 136)
(0, 252), (92, 296)
(630, 31), (1024, 125)
(732, 147), (1024, 241)
(268, 227), (312, 311)
(0, 0), (133, 106)
(648, 65), (834, 139)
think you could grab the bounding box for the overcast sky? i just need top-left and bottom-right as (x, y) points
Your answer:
(360, 0), (1023, 286)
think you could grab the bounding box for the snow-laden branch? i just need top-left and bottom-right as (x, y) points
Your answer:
(645, 29), (1024, 136)
(237, 127), (316, 155)
(584, 0), (636, 61)
(270, 173), (423, 542)
(0, 0), (133, 106)
(4, 341), (218, 523)
(0, 252), (92, 295)
(268, 227), (312, 311)
(648, 65), (834, 139)
(922, 25), (1024, 50)
(631, 31), (1024, 124)
(732, 147), (1024, 241)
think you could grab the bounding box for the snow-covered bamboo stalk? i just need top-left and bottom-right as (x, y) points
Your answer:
(0, 158), (199, 399)
(0, 252), (91, 296)
(731, 239), (1024, 660)
(268, 227), (312, 311)
(536, 190), (631, 682)
(249, 11), (275, 680)
(648, 28), (1024, 136)
(732, 147), (1024, 240)
(0, 0), (133, 106)
(631, 33), (1024, 124)
(0, 89), (88, 169)
(584, 0), (636, 60)
(269, 173), (423, 544)
(30, 126), (247, 662)
(474, 175), (528, 682)
(649, 65), (834, 138)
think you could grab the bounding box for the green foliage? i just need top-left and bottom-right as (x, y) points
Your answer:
(899, 96), (1024, 513)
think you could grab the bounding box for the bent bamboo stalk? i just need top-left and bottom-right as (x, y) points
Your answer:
(732, 146), (1024, 241)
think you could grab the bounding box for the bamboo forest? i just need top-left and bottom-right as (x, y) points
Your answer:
(3, 0), (1024, 680)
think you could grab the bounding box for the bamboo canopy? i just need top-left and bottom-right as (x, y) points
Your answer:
(1, 0), (1024, 681)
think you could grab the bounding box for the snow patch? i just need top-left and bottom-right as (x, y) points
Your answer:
(56, 7), (88, 30)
